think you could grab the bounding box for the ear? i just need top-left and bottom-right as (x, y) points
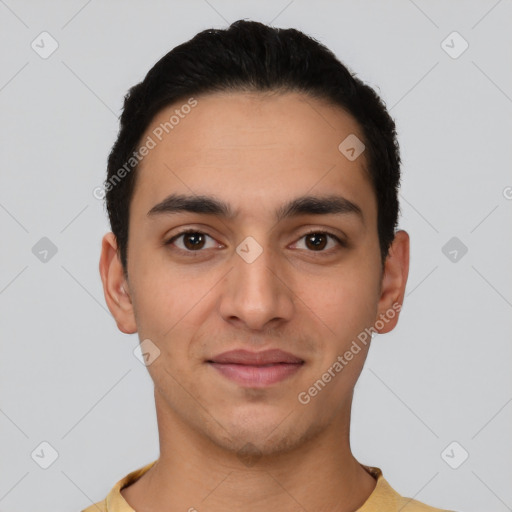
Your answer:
(375, 229), (410, 334)
(99, 232), (137, 334)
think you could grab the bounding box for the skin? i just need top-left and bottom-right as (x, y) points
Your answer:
(99, 90), (409, 512)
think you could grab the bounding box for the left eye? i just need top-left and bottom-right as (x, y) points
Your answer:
(166, 230), (219, 251)
(293, 231), (343, 252)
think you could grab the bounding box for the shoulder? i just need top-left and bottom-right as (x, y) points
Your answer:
(359, 465), (457, 512)
(78, 460), (157, 512)
(81, 500), (107, 512)
(396, 495), (457, 512)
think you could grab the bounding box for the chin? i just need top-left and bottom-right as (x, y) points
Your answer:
(206, 410), (326, 461)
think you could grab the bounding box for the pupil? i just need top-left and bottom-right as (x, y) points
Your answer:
(185, 233), (204, 250)
(307, 233), (326, 250)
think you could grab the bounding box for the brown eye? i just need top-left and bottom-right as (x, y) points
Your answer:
(304, 233), (328, 251)
(166, 230), (217, 252)
(182, 232), (206, 250)
(292, 231), (345, 252)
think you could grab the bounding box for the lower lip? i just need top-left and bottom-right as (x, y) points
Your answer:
(209, 362), (303, 387)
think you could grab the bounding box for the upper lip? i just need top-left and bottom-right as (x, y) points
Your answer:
(208, 349), (304, 365)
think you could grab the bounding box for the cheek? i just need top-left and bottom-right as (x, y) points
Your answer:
(129, 264), (199, 339)
(129, 261), (220, 375)
(299, 263), (380, 342)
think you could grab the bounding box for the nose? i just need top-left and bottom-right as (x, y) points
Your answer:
(218, 238), (295, 332)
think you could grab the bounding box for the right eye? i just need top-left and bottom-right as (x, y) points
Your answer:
(165, 229), (220, 252)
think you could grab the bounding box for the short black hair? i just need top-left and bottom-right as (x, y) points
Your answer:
(104, 19), (401, 275)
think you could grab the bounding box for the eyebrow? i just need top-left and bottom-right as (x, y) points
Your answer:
(147, 193), (364, 224)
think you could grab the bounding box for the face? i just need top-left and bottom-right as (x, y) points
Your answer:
(100, 91), (409, 458)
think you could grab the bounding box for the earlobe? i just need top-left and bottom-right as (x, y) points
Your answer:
(375, 230), (410, 335)
(99, 232), (137, 334)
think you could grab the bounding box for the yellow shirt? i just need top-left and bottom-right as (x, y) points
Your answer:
(81, 461), (454, 512)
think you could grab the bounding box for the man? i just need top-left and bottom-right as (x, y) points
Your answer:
(85, 19), (454, 512)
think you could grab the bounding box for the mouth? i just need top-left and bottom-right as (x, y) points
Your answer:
(207, 349), (305, 387)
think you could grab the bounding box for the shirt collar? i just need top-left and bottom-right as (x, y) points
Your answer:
(105, 460), (401, 512)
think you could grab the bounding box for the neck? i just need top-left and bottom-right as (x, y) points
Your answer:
(121, 390), (377, 512)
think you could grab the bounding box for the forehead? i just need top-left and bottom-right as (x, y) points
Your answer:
(131, 91), (375, 224)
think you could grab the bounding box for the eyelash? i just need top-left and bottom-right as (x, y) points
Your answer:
(164, 228), (346, 254)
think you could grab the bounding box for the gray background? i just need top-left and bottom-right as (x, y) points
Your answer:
(1, 1), (511, 511)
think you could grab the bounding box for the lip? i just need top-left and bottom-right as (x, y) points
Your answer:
(207, 349), (304, 387)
